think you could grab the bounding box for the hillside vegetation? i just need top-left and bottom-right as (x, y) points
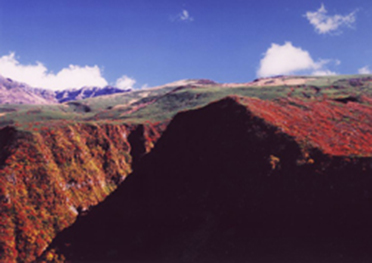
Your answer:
(43, 96), (372, 262)
(1, 74), (372, 262)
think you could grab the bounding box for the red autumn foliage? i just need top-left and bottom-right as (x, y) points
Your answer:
(4, 92), (372, 262)
(0, 122), (167, 262)
(235, 96), (372, 156)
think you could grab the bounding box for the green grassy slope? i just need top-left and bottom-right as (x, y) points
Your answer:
(1, 74), (372, 129)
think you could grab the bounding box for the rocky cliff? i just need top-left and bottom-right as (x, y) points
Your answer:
(41, 96), (372, 262)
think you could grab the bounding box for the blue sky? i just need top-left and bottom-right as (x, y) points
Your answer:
(0, 0), (371, 90)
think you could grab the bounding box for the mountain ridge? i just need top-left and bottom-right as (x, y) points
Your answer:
(0, 75), (131, 104)
(2, 73), (372, 262)
(42, 96), (372, 262)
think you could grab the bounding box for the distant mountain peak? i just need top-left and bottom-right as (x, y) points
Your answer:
(0, 75), (130, 104)
(55, 86), (130, 103)
(0, 75), (57, 104)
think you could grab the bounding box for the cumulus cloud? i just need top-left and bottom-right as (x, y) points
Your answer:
(257, 42), (336, 77)
(358, 66), (371, 74)
(0, 52), (109, 90)
(115, 75), (136, 90)
(304, 4), (357, 35)
(0, 52), (140, 90)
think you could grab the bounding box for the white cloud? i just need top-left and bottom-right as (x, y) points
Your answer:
(358, 66), (371, 74)
(257, 42), (337, 77)
(0, 52), (108, 90)
(140, 84), (149, 89)
(171, 9), (194, 22)
(0, 52), (139, 90)
(312, 70), (337, 76)
(180, 10), (193, 21)
(115, 75), (136, 90)
(304, 4), (357, 35)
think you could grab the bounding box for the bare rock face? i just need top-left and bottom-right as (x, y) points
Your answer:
(43, 97), (372, 263)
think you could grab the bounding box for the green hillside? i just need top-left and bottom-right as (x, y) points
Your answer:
(1, 74), (372, 129)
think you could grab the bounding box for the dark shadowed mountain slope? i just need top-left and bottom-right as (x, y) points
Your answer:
(44, 96), (372, 263)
